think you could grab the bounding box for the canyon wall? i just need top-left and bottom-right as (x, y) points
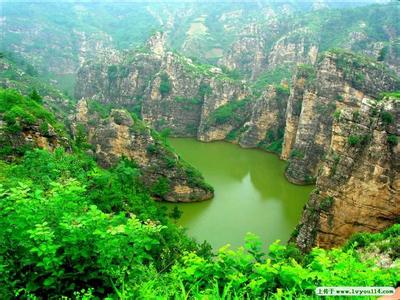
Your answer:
(295, 96), (399, 251)
(73, 99), (213, 203)
(75, 33), (400, 249)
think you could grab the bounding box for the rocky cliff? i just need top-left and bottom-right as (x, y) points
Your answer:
(75, 32), (249, 139)
(0, 89), (70, 160)
(294, 95), (399, 251)
(73, 99), (213, 202)
(75, 34), (400, 248)
(282, 50), (400, 184)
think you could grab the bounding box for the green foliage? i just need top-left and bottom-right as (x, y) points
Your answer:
(220, 66), (242, 80)
(344, 224), (400, 260)
(0, 149), (202, 298)
(387, 134), (398, 146)
(252, 66), (292, 92)
(107, 65), (119, 81)
(259, 128), (285, 154)
(208, 98), (250, 126)
(0, 88), (64, 136)
(319, 196), (334, 211)
(131, 233), (399, 299)
(169, 206), (183, 220)
(146, 143), (158, 155)
(159, 73), (171, 97)
(297, 64), (317, 86)
(333, 110), (341, 121)
(347, 134), (370, 147)
(198, 83), (213, 99)
(175, 96), (202, 110)
(225, 128), (240, 142)
(381, 111), (394, 125)
(151, 177), (170, 198)
(378, 91), (400, 100)
(290, 149), (305, 159)
(1, 147), (398, 298)
(352, 110), (360, 121)
(29, 89), (42, 103)
(87, 100), (113, 119)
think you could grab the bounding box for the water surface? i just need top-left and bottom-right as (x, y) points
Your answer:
(167, 138), (313, 250)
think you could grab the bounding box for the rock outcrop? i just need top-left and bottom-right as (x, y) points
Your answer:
(282, 50), (400, 184)
(294, 96), (399, 251)
(73, 99), (213, 202)
(75, 32), (250, 138)
(75, 34), (400, 248)
(239, 85), (289, 152)
(0, 89), (70, 160)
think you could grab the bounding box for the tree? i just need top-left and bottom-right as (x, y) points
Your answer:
(29, 89), (42, 103)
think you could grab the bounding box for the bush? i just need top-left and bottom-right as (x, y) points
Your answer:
(208, 98), (250, 126)
(151, 176), (170, 197)
(159, 73), (171, 96)
(348, 134), (370, 146)
(0, 149), (201, 298)
(146, 143), (158, 154)
(387, 134), (398, 145)
(290, 149), (304, 159)
(381, 111), (394, 125)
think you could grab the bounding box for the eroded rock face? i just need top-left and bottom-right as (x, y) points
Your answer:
(74, 99), (213, 202)
(0, 121), (68, 159)
(294, 97), (400, 251)
(76, 32), (250, 138)
(282, 51), (400, 184)
(239, 85), (288, 150)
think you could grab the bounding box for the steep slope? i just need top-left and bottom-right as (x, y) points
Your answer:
(73, 99), (213, 202)
(221, 3), (400, 80)
(75, 32), (249, 138)
(282, 50), (400, 184)
(294, 95), (399, 251)
(0, 89), (70, 160)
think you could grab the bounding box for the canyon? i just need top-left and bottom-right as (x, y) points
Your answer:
(74, 32), (400, 250)
(1, 2), (399, 297)
(1, 1), (399, 252)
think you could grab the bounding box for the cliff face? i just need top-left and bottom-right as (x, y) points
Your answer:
(238, 85), (288, 151)
(295, 96), (399, 251)
(282, 51), (400, 184)
(75, 34), (400, 248)
(0, 89), (70, 160)
(76, 32), (249, 138)
(73, 99), (213, 202)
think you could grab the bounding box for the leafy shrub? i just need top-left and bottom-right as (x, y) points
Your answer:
(87, 100), (113, 119)
(0, 89), (62, 136)
(387, 134), (398, 145)
(159, 73), (171, 96)
(198, 83), (212, 99)
(208, 98), (250, 126)
(146, 143), (158, 155)
(0, 149), (202, 298)
(347, 134), (370, 146)
(151, 176), (170, 197)
(319, 196), (334, 211)
(290, 149), (305, 159)
(381, 111), (394, 125)
(333, 110), (341, 121)
(107, 65), (118, 81)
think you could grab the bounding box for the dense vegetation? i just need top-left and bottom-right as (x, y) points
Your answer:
(1, 89), (399, 298)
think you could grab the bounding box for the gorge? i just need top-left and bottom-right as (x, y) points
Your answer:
(167, 138), (313, 249)
(1, 1), (399, 298)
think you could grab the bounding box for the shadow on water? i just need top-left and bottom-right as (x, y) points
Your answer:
(165, 138), (313, 250)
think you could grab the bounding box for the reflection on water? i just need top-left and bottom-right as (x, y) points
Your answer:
(164, 138), (313, 250)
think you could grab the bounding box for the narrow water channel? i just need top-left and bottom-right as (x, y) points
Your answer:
(167, 138), (313, 250)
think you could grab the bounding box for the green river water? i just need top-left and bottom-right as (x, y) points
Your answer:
(167, 138), (313, 250)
